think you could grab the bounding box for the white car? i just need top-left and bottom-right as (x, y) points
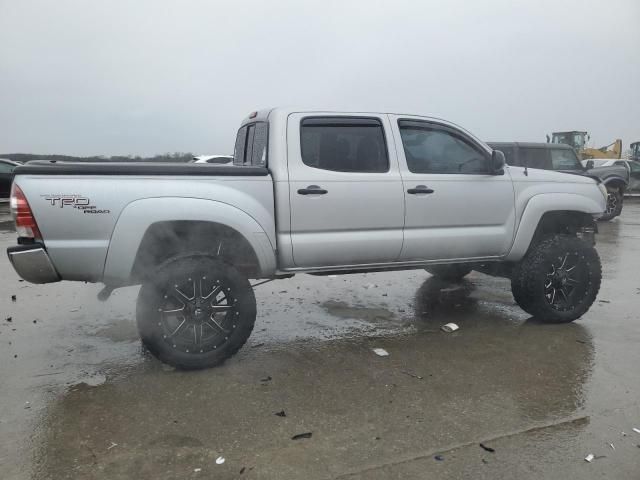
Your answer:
(191, 155), (233, 165)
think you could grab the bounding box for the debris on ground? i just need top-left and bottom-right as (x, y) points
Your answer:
(441, 322), (459, 332)
(274, 410), (286, 417)
(609, 443), (615, 450)
(584, 454), (595, 462)
(240, 467), (246, 474)
(251, 343), (265, 348)
(70, 308), (80, 312)
(373, 348), (389, 357)
(401, 370), (423, 380)
(291, 432), (312, 440)
(107, 442), (118, 450)
(479, 443), (495, 453)
(434, 455), (444, 461)
(24, 401), (31, 409)
(632, 428), (640, 434)
(260, 376), (272, 383)
(598, 299), (611, 303)
(32, 320), (37, 324)
(11, 295), (16, 302)
(5, 317), (12, 322)
(215, 456), (225, 465)
(482, 458), (489, 464)
(194, 467), (202, 472)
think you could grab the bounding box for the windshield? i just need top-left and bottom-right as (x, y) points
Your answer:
(552, 132), (585, 150)
(550, 148), (582, 170)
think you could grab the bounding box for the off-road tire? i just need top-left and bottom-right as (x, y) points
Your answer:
(511, 235), (601, 323)
(425, 264), (472, 282)
(136, 254), (256, 369)
(599, 188), (623, 221)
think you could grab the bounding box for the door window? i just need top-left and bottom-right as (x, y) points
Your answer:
(300, 117), (388, 173)
(398, 121), (488, 174)
(0, 163), (14, 173)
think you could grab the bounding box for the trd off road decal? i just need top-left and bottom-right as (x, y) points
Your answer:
(42, 194), (110, 214)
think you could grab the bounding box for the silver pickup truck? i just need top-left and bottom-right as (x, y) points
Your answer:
(8, 108), (607, 369)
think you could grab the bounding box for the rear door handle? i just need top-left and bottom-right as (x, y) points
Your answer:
(407, 185), (434, 195)
(297, 185), (328, 195)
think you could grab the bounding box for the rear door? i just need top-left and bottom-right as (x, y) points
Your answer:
(287, 113), (404, 268)
(391, 117), (515, 261)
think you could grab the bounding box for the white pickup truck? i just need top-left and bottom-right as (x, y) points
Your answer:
(8, 108), (606, 369)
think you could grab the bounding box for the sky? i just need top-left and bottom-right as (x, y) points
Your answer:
(0, 0), (638, 156)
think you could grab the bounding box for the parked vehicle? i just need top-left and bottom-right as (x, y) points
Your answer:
(548, 131), (622, 160)
(489, 142), (627, 221)
(8, 108), (606, 369)
(582, 158), (640, 196)
(191, 155), (233, 164)
(631, 142), (640, 162)
(0, 158), (21, 198)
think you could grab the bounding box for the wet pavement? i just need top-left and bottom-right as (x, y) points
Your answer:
(1, 202), (639, 479)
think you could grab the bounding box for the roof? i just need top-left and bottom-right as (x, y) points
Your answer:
(487, 142), (574, 150)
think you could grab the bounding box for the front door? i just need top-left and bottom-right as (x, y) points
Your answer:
(390, 117), (515, 261)
(287, 114), (405, 268)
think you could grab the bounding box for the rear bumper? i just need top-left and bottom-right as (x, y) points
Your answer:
(7, 244), (61, 284)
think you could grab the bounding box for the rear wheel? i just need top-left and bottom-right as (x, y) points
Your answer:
(425, 264), (472, 282)
(136, 255), (256, 369)
(511, 235), (601, 323)
(599, 188), (623, 221)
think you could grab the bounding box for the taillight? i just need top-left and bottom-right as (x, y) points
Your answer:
(10, 184), (42, 241)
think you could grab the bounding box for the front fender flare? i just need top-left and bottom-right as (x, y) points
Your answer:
(102, 197), (276, 284)
(505, 193), (603, 262)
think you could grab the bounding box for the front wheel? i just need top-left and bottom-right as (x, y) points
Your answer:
(511, 235), (601, 323)
(599, 188), (623, 221)
(136, 255), (256, 369)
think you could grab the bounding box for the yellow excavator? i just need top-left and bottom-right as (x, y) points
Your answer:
(548, 131), (622, 160)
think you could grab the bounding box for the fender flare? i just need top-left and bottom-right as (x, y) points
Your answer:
(600, 175), (628, 190)
(102, 197), (277, 284)
(505, 193), (603, 261)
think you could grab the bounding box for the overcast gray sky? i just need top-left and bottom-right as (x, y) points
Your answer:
(0, 0), (638, 156)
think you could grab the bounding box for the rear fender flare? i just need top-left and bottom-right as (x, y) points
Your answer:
(103, 197), (276, 284)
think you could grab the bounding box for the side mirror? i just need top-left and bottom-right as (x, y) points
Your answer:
(585, 160), (594, 170)
(491, 150), (506, 175)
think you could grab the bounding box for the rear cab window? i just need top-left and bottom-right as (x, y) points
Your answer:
(300, 117), (389, 173)
(233, 122), (268, 167)
(518, 147), (550, 170)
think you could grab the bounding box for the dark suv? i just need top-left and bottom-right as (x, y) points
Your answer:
(488, 142), (628, 221)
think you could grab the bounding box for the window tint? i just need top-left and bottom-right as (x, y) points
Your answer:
(233, 122), (268, 166)
(300, 117), (388, 173)
(251, 123), (268, 166)
(518, 148), (549, 169)
(233, 126), (247, 165)
(550, 148), (581, 170)
(399, 122), (488, 174)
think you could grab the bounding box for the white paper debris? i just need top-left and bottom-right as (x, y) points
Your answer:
(107, 442), (118, 450)
(373, 348), (389, 357)
(194, 468), (202, 472)
(584, 454), (594, 463)
(216, 457), (225, 465)
(632, 428), (640, 434)
(609, 443), (615, 450)
(441, 323), (459, 333)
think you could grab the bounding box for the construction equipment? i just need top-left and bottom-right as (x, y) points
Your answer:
(548, 131), (622, 160)
(631, 141), (640, 161)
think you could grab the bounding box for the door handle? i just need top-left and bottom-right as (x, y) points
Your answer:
(407, 185), (434, 195)
(297, 185), (328, 195)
